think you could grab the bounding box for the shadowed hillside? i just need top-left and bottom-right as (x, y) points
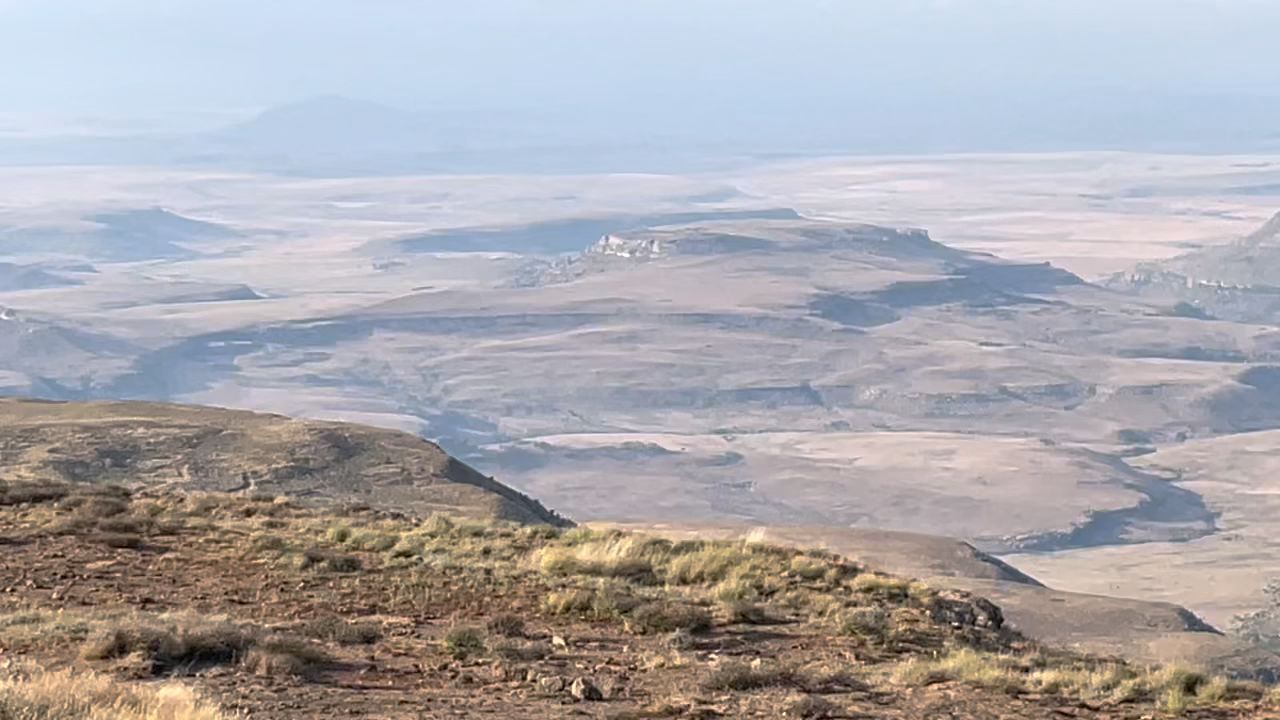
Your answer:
(0, 398), (566, 527)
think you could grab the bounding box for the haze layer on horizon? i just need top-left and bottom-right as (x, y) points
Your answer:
(3, 0), (1279, 153)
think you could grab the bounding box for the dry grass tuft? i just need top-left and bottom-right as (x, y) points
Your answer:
(703, 660), (800, 691)
(0, 480), (72, 507)
(241, 636), (332, 678)
(891, 649), (1021, 692)
(80, 619), (255, 674)
(543, 583), (637, 620)
(491, 638), (551, 662)
(852, 574), (912, 601)
(299, 617), (382, 645)
(537, 536), (657, 583)
(624, 602), (713, 635)
(0, 666), (228, 720)
(443, 626), (486, 660)
(839, 607), (891, 644)
(890, 648), (1254, 711)
(485, 613), (526, 638)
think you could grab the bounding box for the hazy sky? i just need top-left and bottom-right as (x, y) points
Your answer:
(2, 0), (1280, 156)
(3, 1), (1277, 114)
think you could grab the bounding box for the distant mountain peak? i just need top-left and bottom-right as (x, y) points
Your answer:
(1244, 209), (1280, 245)
(220, 96), (431, 147)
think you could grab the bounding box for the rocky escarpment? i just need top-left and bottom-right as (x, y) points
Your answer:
(516, 221), (1024, 287)
(1106, 210), (1280, 323)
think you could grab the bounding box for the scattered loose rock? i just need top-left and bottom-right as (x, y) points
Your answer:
(538, 675), (566, 693)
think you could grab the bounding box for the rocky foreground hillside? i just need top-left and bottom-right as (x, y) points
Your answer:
(2, 479), (1279, 719)
(0, 401), (1275, 718)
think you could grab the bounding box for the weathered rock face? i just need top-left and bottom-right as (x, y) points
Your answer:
(589, 234), (668, 260)
(568, 676), (603, 701)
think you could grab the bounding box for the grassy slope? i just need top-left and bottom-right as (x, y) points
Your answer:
(0, 480), (1276, 719)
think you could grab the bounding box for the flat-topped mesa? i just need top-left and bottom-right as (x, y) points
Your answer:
(584, 230), (775, 260)
(519, 220), (1084, 291)
(584, 223), (958, 260)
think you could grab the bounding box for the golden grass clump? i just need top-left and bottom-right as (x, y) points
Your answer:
(537, 535), (657, 582)
(543, 582), (638, 620)
(891, 648), (1258, 712)
(891, 648), (1023, 692)
(0, 667), (228, 720)
(852, 574), (913, 601)
(664, 544), (760, 585)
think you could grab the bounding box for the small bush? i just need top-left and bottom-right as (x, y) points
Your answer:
(81, 619), (255, 674)
(250, 533), (290, 553)
(0, 481), (71, 506)
(486, 613), (526, 638)
(327, 525), (352, 544)
(345, 530), (400, 552)
(491, 638), (551, 662)
(544, 589), (596, 615)
(421, 514), (456, 537)
(1159, 686), (1189, 714)
(839, 607), (890, 643)
(61, 492), (131, 519)
(713, 576), (759, 603)
(852, 574), (911, 601)
(1151, 666), (1207, 696)
(389, 535), (426, 558)
(543, 584), (637, 620)
(665, 545), (756, 585)
(890, 649), (1021, 692)
(703, 661), (799, 691)
(537, 538), (656, 583)
(444, 626), (486, 660)
(242, 636), (332, 678)
(301, 617), (382, 645)
(625, 602), (712, 635)
(788, 556), (829, 582)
